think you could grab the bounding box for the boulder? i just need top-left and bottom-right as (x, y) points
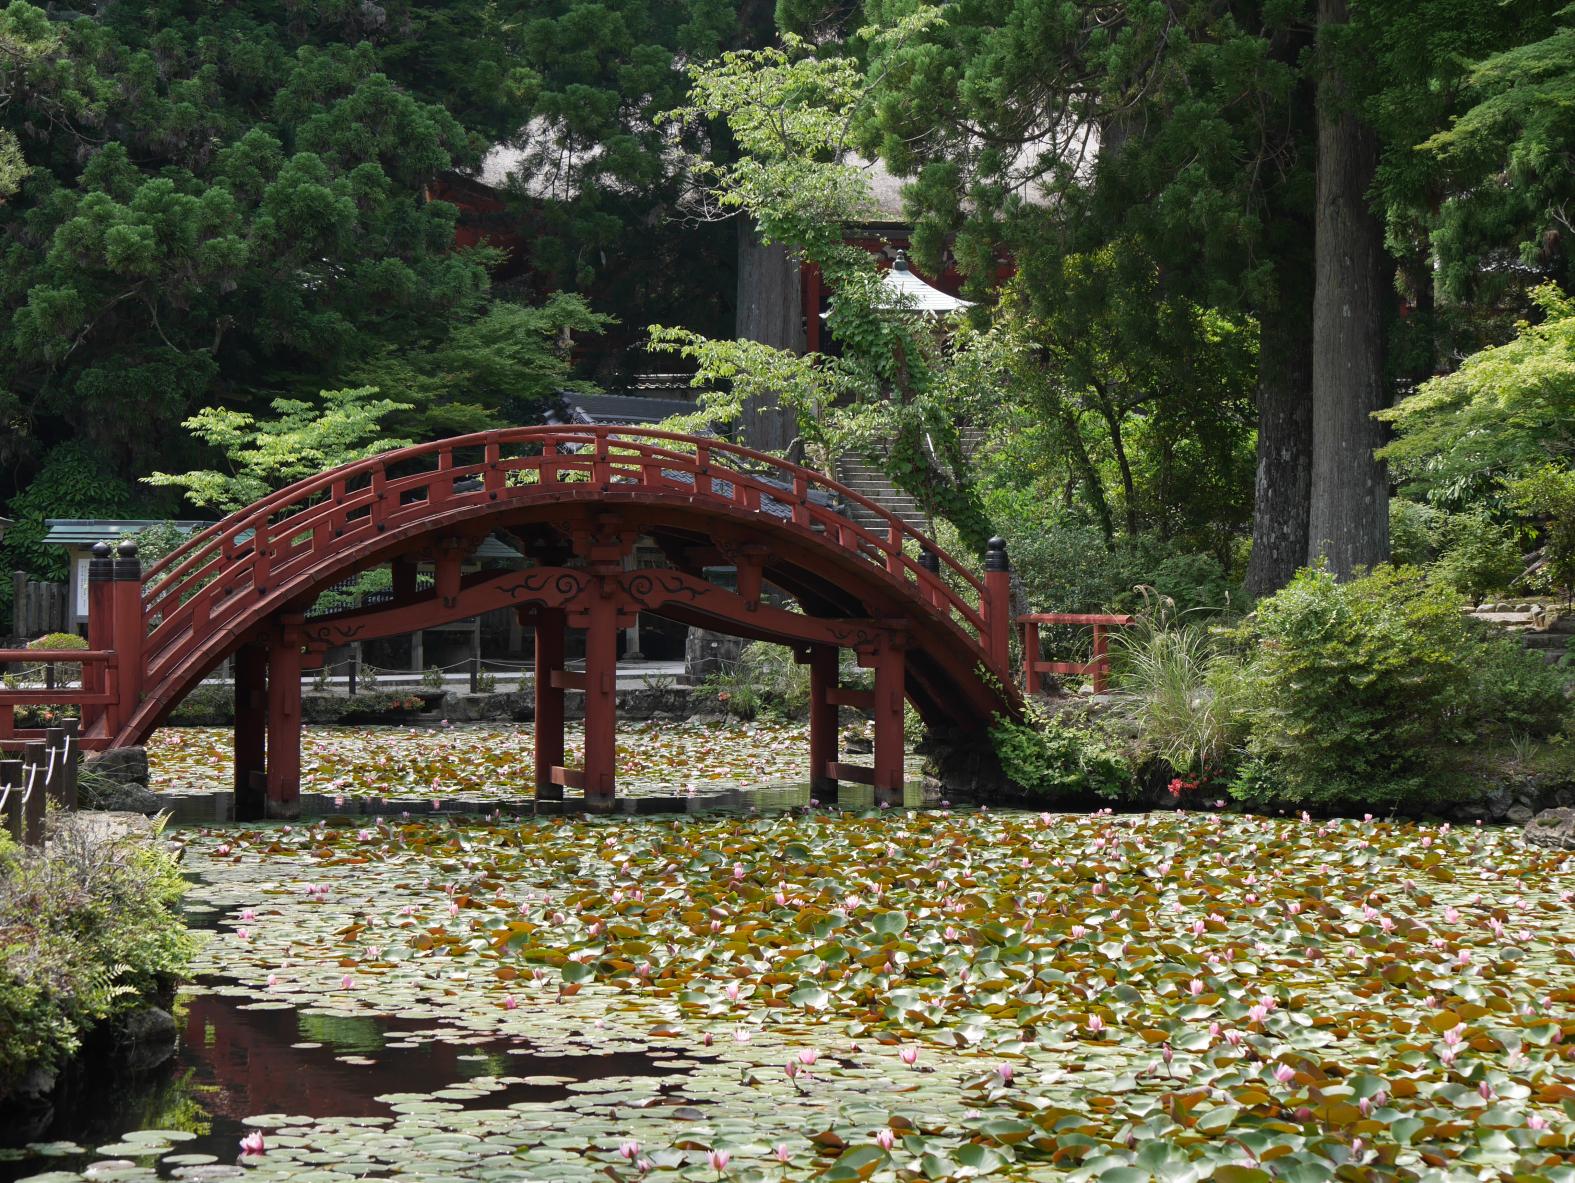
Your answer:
(1523, 807), (1575, 851)
(83, 745), (149, 787)
(117, 1006), (178, 1072)
(81, 780), (162, 813)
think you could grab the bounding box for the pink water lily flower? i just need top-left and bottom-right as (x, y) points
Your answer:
(899, 1046), (918, 1066)
(239, 1131), (266, 1156)
(875, 1128), (895, 1150)
(707, 1148), (730, 1173)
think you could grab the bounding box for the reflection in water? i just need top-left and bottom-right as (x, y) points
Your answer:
(0, 989), (693, 1181)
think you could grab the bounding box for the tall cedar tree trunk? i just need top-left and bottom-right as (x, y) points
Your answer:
(1309, 0), (1390, 576)
(1244, 266), (1314, 597)
(735, 219), (804, 453)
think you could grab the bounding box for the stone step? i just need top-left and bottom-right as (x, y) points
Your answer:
(1519, 632), (1572, 651)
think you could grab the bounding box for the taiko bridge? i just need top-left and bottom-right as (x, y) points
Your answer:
(0, 427), (1021, 816)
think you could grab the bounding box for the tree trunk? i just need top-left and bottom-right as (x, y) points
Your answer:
(1308, 0), (1390, 577)
(1244, 274), (1314, 598)
(735, 219), (804, 453)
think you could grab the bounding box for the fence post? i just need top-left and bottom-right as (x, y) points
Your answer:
(469, 655), (480, 694)
(1023, 620), (1041, 695)
(1091, 623), (1110, 694)
(1, 759), (20, 842)
(984, 536), (1012, 675)
(348, 644), (359, 697)
(59, 719), (79, 810)
(23, 740), (45, 846)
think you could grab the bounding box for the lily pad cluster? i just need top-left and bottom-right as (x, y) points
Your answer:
(15, 809), (1575, 1182)
(147, 721), (886, 801)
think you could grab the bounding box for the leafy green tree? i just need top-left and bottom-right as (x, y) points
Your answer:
(653, 29), (995, 550)
(1377, 284), (1574, 508)
(143, 387), (414, 513)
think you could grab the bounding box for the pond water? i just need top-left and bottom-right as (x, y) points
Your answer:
(3, 803), (1572, 1181)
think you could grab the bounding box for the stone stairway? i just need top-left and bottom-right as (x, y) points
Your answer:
(835, 454), (930, 534)
(1466, 604), (1574, 666)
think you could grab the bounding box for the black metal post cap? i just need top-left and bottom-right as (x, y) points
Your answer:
(91, 541), (112, 559)
(918, 546), (941, 572)
(116, 539), (138, 559)
(984, 535), (1010, 572)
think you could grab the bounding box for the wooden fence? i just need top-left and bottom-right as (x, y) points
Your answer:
(11, 571), (68, 638)
(0, 721), (80, 847)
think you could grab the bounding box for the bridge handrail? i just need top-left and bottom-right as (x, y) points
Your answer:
(141, 427), (985, 593)
(140, 427), (994, 673)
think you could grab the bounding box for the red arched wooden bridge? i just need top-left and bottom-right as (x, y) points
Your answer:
(1, 427), (1019, 816)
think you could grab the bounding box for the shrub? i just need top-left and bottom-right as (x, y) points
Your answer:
(1470, 632), (1570, 738)
(1389, 498), (1446, 566)
(991, 702), (1133, 802)
(27, 632), (88, 682)
(1511, 465), (1575, 599)
(1432, 510), (1523, 604)
(1000, 515), (1236, 619)
(0, 820), (193, 1100)
(700, 642), (813, 720)
(1233, 565), (1485, 813)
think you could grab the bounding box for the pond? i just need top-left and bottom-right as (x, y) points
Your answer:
(3, 805), (1573, 1181)
(146, 720), (921, 803)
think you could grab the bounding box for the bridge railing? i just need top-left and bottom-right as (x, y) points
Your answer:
(0, 650), (116, 752)
(1019, 613), (1133, 695)
(138, 427), (1012, 690)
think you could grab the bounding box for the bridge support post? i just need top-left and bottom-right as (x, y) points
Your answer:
(530, 607), (566, 800)
(804, 646), (839, 798)
(265, 621), (302, 818)
(581, 577), (619, 813)
(872, 638), (906, 808)
(234, 643), (267, 821)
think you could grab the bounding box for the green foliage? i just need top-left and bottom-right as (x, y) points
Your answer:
(1469, 633), (1570, 740)
(1510, 465), (1575, 597)
(654, 30), (994, 551)
(1377, 284), (1575, 511)
(1409, 8), (1575, 300)
(990, 702), (1133, 802)
(990, 499), (1235, 622)
(0, 442), (132, 597)
(0, 821), (193, 1100)
(28, 632), (86, 651)
(1388, 498), (1447, 566)
(1229, 565), (1556, 814)
(143, 387), (414, 511)
(700, 642), (813, 721)
(1431, 510), (1525, 603)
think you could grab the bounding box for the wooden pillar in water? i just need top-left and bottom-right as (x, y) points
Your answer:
(531, 607), (566, 800)
(805, 645), (839, 798)
(872, 638), (906, 807)
(581, 576), (619, 813)
(265, 620), (302, 818)
(234, 643), (267, 821)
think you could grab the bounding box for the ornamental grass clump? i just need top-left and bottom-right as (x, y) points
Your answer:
(1108, 590), (1249, 781)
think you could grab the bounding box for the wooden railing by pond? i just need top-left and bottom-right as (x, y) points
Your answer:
(0, 648), (118, 751)
(0, 721), (81, 846)
(1019, 613), (1133, 695)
